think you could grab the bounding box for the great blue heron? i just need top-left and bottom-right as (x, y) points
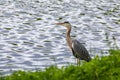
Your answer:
(55, 21), (91, 64)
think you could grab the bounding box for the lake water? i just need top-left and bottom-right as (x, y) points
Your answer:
(0, 0), (120, 75)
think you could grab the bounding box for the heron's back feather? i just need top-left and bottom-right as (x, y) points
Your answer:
(72, 39), (91, 62)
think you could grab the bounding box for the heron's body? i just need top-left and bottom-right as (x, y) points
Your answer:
(55, 21), (91, 62)
(72, 39), (91, 62)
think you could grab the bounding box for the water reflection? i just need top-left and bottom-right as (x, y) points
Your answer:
(0, 0), (120, 75)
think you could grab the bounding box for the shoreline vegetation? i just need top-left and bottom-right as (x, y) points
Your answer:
(0, 49), (120, 80)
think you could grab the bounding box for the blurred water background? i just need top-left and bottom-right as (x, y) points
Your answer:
(0, 0), (120, 75)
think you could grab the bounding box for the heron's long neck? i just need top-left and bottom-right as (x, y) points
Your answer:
(66, 26), (72, 50)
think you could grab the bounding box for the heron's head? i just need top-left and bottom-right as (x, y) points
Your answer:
(55, 21), (71, 28)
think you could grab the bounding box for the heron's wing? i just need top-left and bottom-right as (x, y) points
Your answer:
(72, 39), (91, 62)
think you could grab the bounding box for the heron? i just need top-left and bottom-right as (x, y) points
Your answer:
(55, 21), (91, 64)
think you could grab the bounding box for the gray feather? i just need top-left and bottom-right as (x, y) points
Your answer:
(72, 39), (91, 62)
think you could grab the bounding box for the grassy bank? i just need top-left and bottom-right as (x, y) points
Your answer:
(0, 49), (120, 80)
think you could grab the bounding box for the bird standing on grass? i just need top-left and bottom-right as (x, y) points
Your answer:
(55, 21), (91, 64)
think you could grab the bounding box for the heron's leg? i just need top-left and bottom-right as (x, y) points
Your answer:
(75, 59), (77, 65)
(75, 59), (78, 65)
(77, 59), (80, 66)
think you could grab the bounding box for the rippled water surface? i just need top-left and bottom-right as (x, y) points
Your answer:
(0, 0), (120, 75)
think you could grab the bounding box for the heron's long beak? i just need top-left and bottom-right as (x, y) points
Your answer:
(54, 22), (64, 25)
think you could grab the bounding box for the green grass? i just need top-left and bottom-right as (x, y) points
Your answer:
(0, 49), (120, 80)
